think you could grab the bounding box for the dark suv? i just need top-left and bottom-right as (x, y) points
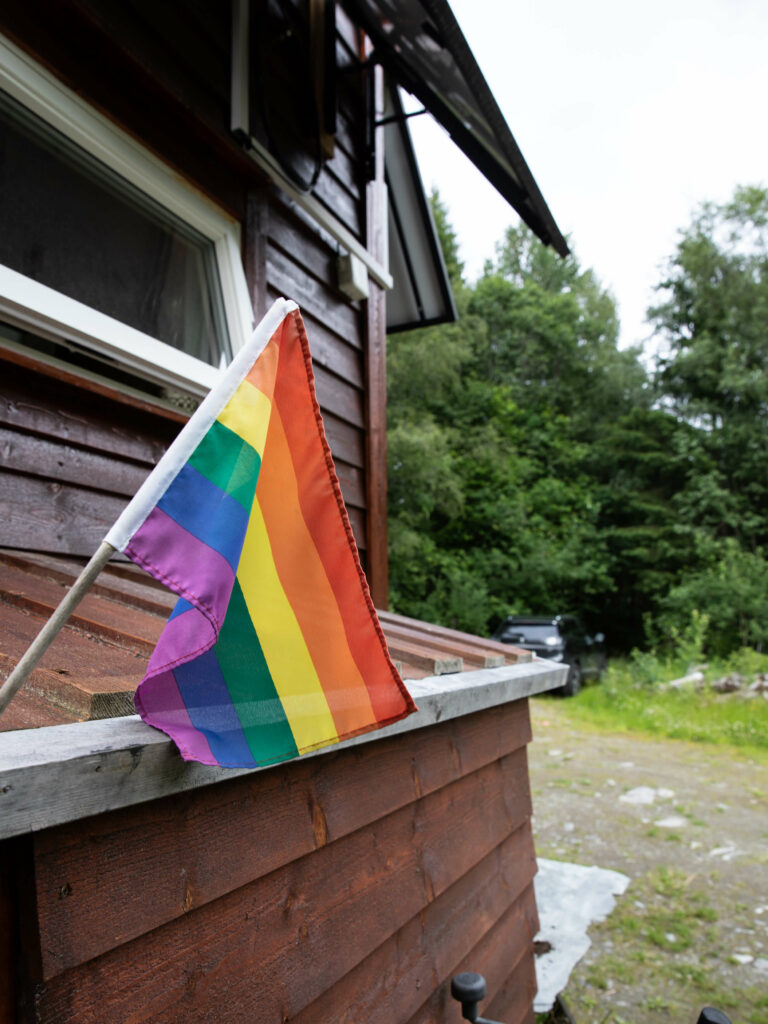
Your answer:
(491, 615), (606, 696)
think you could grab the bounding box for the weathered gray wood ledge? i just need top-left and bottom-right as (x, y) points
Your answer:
(0, 660), (565, 840)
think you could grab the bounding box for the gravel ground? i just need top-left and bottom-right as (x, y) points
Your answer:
(527, 696), (768, 1024)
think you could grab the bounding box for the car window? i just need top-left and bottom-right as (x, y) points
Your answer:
(500, 624), (559, 643)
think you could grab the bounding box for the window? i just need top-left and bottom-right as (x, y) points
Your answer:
(0, 34), (252, 397)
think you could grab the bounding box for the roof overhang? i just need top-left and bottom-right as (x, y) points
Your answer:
(345, 0), (569, 257)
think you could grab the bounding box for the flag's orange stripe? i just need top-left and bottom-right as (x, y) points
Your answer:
(271, 313), (415, 723)
(256, 397), (377, 735)
(245, 334), (279, 402)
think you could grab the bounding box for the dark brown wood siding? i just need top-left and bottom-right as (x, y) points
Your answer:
(0, 0), (387, 585)
(0, 353), (183, 559)
(11, 700), (539, 1024)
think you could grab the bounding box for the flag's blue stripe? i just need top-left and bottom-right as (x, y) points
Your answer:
(169, 597), (195, 621)
(172, 647), (255, 767)
(158, 462), (249, 572)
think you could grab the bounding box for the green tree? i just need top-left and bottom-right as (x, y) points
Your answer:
(387, 209), (645, 639)
(650, 185), (768, 548)
(641, 185), (768, 654)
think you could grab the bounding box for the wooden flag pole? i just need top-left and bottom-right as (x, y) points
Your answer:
(0, 541), (116, 719)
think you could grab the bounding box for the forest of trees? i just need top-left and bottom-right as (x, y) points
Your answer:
(386, 185), (768, 657)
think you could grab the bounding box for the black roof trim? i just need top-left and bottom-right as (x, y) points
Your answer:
(345, 0), (569, 256)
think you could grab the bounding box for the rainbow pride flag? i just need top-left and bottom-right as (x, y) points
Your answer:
(106, 299), (416, 767)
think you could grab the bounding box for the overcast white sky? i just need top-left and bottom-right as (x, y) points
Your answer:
(406, 0), (768, 352)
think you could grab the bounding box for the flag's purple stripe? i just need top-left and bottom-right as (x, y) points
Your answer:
(172, 648), (256, 767)
(134, 667), (215, 764)
(157, 462), (249, 573)
(145, 603), (216, 677)
(126, 506), (236, 633)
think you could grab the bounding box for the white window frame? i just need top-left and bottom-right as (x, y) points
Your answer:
(0, 33), (254, 397)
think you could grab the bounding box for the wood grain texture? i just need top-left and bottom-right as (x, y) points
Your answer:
(0, 347), (188, 427)
(383, 621), (505, 669)
(300, 307), (365, 387)
(316, 409), (365, 468)
(0, 840), (17, 1024)
(244, 187), (269, 318)
(0, 472), (129, 555)
(0, 550), (176, 617)
(0, 560), (159, 654)
(0, 358), (182, 557)
(267, 245), (361, 344)
(0, 427), (150, 497)
(332, 460), (365, 510)
(379, 609), (533, 663)
(34, 750), (533, 1022)
(0, 360), (177, 465)
(345, 504), (367, 554)
(32, 701), (532, 975)
(311, 167), (362, 236)
(382, 638), (463, 675)
(288, 822), (537, 1024)
(311, 362), (364, 428)
(406, 884), (539, 1024)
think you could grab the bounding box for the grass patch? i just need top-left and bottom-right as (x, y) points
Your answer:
(563, 865), (752, 1021)
(559, 646), (768, 758)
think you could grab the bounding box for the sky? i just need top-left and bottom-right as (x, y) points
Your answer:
(406, 0), (768, 353)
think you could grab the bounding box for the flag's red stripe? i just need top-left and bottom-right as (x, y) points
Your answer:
(272, 313), (416, 722)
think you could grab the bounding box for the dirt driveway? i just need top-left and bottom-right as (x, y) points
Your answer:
(527, 696), (768, 1024)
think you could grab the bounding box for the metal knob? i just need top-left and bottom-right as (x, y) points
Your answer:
(696, 1009), (732, 1024)
(451, 972), (487, 1022)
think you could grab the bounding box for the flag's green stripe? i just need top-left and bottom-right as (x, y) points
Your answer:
(214, 578), (299, 763)
(188, 419), (261, 511)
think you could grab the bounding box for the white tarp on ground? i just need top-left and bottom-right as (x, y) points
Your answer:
(534, 858), (630, 1013)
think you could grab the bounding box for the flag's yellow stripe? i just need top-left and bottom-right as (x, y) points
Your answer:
(237, 499), (339, 752)
(217, 379), (272, 457)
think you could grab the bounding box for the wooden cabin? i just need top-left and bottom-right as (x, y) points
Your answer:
(0, 2), (568, 1021)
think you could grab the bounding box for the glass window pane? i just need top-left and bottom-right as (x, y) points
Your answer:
(0, 90), (230, 367)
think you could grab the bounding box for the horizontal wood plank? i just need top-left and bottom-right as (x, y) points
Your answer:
(300, 309), (364, 387)
(33, 703), (532, 975)
(382, 620), (508, 669)
(312, 362), (364, 428)
(406, 884), (539, 1024)
(0, 839), (17, 1024)
(35, 752), (533, 1021)
(346, 504), (366, 553)
(0, 550), (177, 617)
(383, 638), (463, 676)
(288, 822), (536, 1024)
(0, 667), (563, 841)
(379, 609), (534, 662)
(486, 950), (538, 1024)
(0, 361), (177, 464)
(311, 166), (361, 236)
(0, 559), (161, 653)
(0, 472), (128, 556)
(267, 245), (360, 342)
(333, 460), (365, 510)
(314, 409), (365, 469)
(0, 426), (150, 498)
